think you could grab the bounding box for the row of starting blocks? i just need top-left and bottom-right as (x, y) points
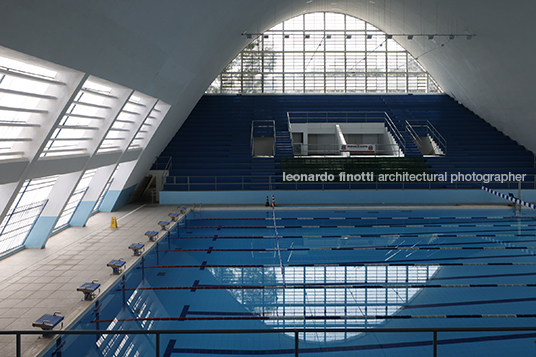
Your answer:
(112, 206), (188, 268)
(33, 207), (188, 336)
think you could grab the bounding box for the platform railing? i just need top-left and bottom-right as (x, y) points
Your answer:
(286, 111), (407, 154)
(12, 326), (536, 357)
(287, 111), (385, 123)
(292, 143), (403, 157)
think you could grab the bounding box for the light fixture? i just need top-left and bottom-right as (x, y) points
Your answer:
(407, 35), (414, 40)
(449, 35), (455, 40)
(387, 34), (393, 39)
(305, 34), (310, 39)
(367, 34), (373, 39)
(285, 35), (289, 38)
(428, 35), (434, 40)
(346, 35), (352, 39)
(326, 34), (332, 39)
(246, 34), (252, 39)
(264, 35), (269, 38)
(466, 35), (473, 40)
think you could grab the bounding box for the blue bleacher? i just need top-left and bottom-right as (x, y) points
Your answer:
(155, 94), (536, 191)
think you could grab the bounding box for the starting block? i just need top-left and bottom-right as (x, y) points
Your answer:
(145, 231), (159, 241)
(158, 221), (170, 230)
(178, 206), (187, 214)
(168, 213), (180, 222)
(33, 312), (63, 337)
(77, 281), (100, 301)
(107, 259), (126, 274)
(129, 243), (145, 256)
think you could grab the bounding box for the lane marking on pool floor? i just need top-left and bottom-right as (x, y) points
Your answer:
(90, 313), (536, 324)
(116, 283), (536, 292)
(157, 245), (536, 253)
(138, 261), (536, 269)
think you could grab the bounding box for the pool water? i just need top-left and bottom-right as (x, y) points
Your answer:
(42, 206), (536, 356)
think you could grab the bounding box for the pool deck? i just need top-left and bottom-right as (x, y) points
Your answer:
(0, 202), (514, 356)
(0, 203), (185, 357)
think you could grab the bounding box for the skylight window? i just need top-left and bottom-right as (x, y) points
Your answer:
(0, 55), (60, 159)
(41, 78), (116, 157)
(207, 12), (442, 94)
(0, 46), (170, 256)
(0, 175), (57, 252)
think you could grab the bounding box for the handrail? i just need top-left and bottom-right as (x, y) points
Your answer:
(287, 111), (385, 123)
(405, 120), (423, 151)
(163, 156), (172, 172)
(286, 112), (296, 155)
(160, 156), (173, 189)
(384, 113), (406, 150)
(151, 156), (173, 171)
(250, 120), (254, 156)
(406, 120), (447, 155)
(14, 326), (536, 357)
(426, 120), (447, 154)
(273, 122), (276, 156)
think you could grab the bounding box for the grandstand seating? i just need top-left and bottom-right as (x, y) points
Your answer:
(154, 94), (536, 191)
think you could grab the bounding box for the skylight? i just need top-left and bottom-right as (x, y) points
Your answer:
(207, 12), (442, 94)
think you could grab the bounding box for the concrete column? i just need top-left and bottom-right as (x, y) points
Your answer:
(71, 93), (160, 220)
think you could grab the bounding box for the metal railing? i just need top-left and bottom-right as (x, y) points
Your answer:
(406, 120), (447, 155)
(12, 326), (536, 357)
(384, 112), (406, 151)
(152, 156), (173, 171)
(405, 120), (423, 151)
(292, 143), (403, 157)
(287, 111), (406, 155)
(287, 111), (386, 123)
(163, 175), (536, 191)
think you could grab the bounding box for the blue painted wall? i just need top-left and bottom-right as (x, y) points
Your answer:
(70, 201), (97, 226)
(24, 216), (58, 248)
(99, 185), (137, 212)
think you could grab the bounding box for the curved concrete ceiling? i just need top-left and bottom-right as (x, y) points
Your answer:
(0, 0), (534, 187)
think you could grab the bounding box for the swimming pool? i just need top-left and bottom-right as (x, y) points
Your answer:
(40, 206), (536, 356)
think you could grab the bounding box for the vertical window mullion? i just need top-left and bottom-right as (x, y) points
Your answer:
(206, 12), (441, 95)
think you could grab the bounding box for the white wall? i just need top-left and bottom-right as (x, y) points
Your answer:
(0, 0), (533, 195)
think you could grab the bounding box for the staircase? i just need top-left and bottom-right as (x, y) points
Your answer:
(275, 131), (293, 157)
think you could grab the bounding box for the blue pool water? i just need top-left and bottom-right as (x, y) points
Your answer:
(42, 206), (536, 356)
